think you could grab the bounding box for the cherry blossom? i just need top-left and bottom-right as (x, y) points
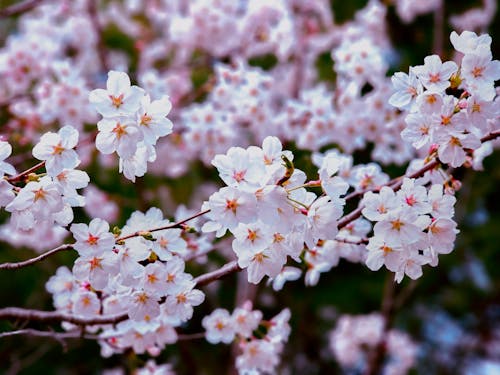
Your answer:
(32, 125), (79, 176)
(89, 71), (144, 118)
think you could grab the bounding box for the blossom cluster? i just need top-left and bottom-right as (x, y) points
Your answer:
(202, 303), (291, 374)
(391, 31), (499, 169)
(330, 313), (417, 375)
(202, 136), (348, 284)
(0, 0), (497, 373)
(46, 208), (208, 356)
(89, 71), (173, 181)
(2, 127), (89, 232)
(362, 178), (458, 282)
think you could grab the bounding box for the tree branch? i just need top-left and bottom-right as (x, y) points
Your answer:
(0, 244), (74, 270)
(0, 260), (241, 326)
(0, 210), (211, 271)
(6, 161), (45, 183)
(343, 130), (500, 202)
(0, 328), (99, 340)
(0, 328), (205, 341)
(116, 209), (210, 242)
(338, 130), (500, 229)
(193, 260), (241, 287)
(0, 308), (128, 325)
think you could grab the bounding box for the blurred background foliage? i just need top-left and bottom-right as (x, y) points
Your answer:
(0, 0), (499, 374)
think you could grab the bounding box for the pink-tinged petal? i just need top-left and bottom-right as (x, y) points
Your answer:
(106, 71), (131, 95)
(95, 131), (117, 155)
(59, 126), (79, 149)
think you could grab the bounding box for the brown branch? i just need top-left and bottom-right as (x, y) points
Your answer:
(0, 307), (128, 325)
(0, 244), (74, 270)
(6, 161), (45, 183)
(0, 328), (205, 341)
(0, 260), (241, 326)
(480, 129), (500, 143)
(116, 209), (210, 242)
(344, 130), (500, 202)
(0, 0), (44, 18)
(193, 260), (241, 287)
(0, 328), (99, 340)
(338, 206), (363, 230)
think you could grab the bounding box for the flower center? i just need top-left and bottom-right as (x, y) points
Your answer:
(109, 94), (124, 108)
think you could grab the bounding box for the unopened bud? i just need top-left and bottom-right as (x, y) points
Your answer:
(139, 231), (155, 241)
(449, 71), (462, 89)
(148, 251), (158, 262)
(27, 173), (39, 182)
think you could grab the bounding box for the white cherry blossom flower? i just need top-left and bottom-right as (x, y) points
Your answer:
(72, 251), (119, 290)
(89, 71), (144, 117)
(152, 228), (187, 261)
(450, 30), (492, 55)
(72, 290), (100, 317)
(127, 291), (161, 322)
(32, 125), (79, 176)
(202, 308), (236, 344)
(232, 306), (262, 338)
(141, 262), (168, 297)
(70, 218), (115, 256)
(389, 69), (423, 110)
(412, 55), (457, 92)
(461, 45), (500, 100)
(0, 141), (16, 176)
(136, 95), (173, 145)
(164, 280), (205, 323)
(96, 117), (142, 158)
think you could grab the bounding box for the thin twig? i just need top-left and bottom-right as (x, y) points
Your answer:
(0, 244), (74, 270)
(0, 328), (99, 340)
(0, 261), (241, 326)
(480, 130), (500, 143)
(193, 260), (241, 287)
(0, 308), (128, 325)
(6, 161), (45, 183)
(116, 209), (210, 242)
(344, 130), (500, 202)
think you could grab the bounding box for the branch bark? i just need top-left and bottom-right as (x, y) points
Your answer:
(0, 260), (241, 326)
(116, 209), (210, 242)
(7, 161), (45, 183)
(193, 260), (241, 287)
(0, 308), (127, 325)
(0, 244), (74, 270)
(338, 129), (500, 230)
